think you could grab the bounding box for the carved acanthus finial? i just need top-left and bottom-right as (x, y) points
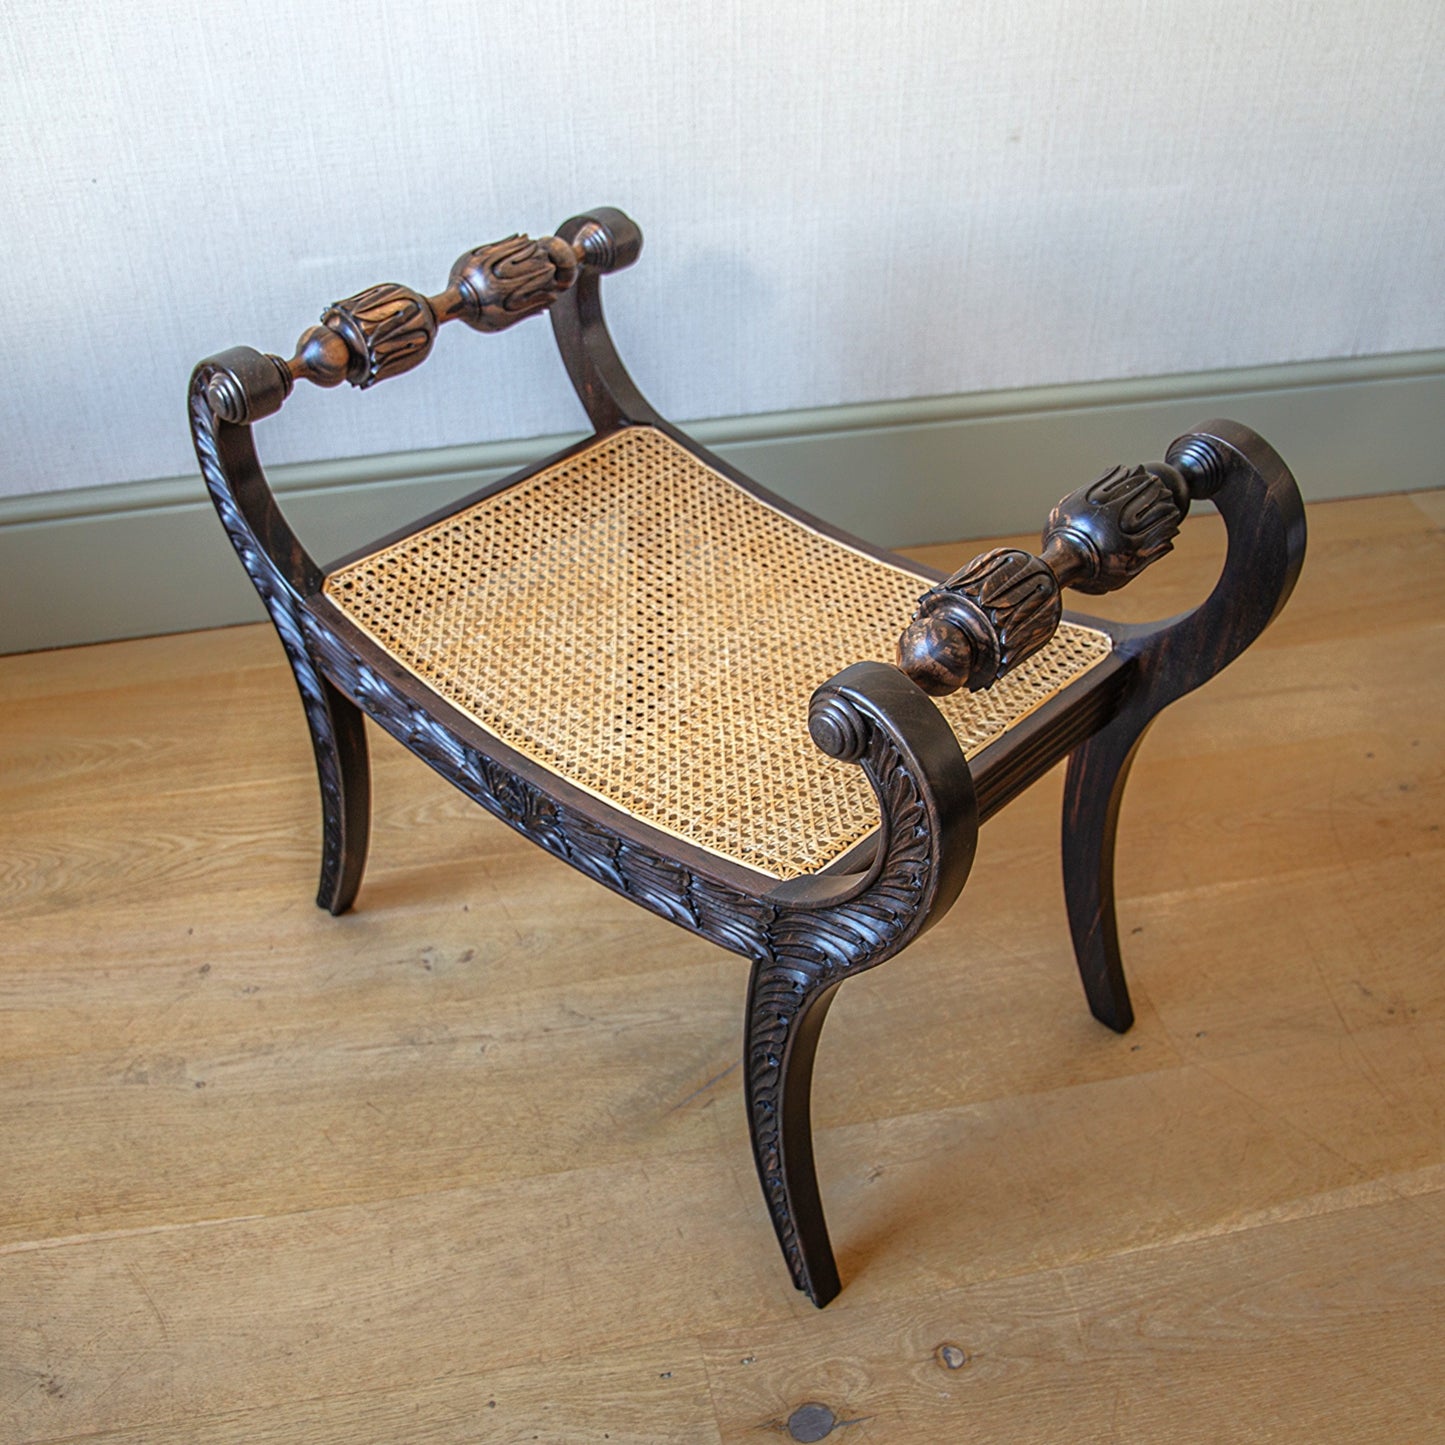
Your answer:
(1040, 464), (1186, 594)
(896, 457), (1193, 697)
(898, 550), (1062, 696)
(318, 284), (439, 389)
(443, 234), (580, 332)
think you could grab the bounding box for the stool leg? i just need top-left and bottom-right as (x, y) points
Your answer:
(292, 664), (371, 916)
(744, 965), (842, 1308)
(1061, 719), (1148, 1034)
(1059, 423), (1306, 1034)
(318, 678), (370, 915)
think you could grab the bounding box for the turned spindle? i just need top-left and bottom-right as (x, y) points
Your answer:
(203, 212), (643, 424)
(899, 461), (1193, 696)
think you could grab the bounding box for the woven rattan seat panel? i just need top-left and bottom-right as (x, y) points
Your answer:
(324, 428), (1113, 879)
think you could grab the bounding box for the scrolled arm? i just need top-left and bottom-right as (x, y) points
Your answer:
(764, 661), (977, 938)
(898, 456), (1192, 697)
(200, 208), (642, 423)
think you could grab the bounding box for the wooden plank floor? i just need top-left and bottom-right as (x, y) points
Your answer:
(2, 490), (1442, 1443)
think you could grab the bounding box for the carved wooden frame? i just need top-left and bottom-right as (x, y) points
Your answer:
(189, 208), (1306, 1307)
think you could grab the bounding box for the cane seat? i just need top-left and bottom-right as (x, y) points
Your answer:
(324, 425), (1113, 878)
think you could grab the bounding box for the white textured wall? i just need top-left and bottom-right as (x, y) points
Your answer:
(1, 0), (1441, 499)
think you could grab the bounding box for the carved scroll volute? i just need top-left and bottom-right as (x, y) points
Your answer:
(898, 549), (1062, 696)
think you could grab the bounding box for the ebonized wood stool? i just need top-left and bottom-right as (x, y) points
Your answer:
(190, 207), (1307, 1307)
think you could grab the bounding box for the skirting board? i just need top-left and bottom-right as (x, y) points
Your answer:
(3, 351), (1442, 654)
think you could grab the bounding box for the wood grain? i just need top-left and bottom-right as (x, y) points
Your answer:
(699, 1189), (1445, 1443)
(1, 491), (1441, 1441)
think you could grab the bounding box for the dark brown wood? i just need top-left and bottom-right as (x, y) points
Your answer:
(1061, 420), (1306, 1031)
(192, 351), (984, 1301)
(442, 233), (580, 332)
(897, 460), (1190, 696)
(747, 976), (843, 1307)
(968, 644), (1131, 823)
(1041, 462), (1187, 592)
(203, 220), (641, 423)
(189, 211), (1305, 1312)
(549, 209), (658, 432)
(318, 284), (437, 388)
(897, 547), (1062, 695)
(187, 354), (370, 913)
(746, 665), (978, 1306)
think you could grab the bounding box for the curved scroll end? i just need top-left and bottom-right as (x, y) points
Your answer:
(556, 207), (643, 274)
(1107, 418), (1305, 711)
(1167, 418), (1308, 644)
(800, 661), (978, 934)
(194, 346), (293, 426)
(549, 209), (658, 431)
(189, 352), (320, 600)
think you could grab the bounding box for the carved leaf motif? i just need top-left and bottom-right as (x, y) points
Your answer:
(322, 285), (438, 388)
(1085, 464), (1181, 546)
(743, 710), (941, 1290)
(905, 548), (1062, 691)
(944, 548), (1062, 675)
(450, 234), (579, 332)
(1047, 464), (1183, 594)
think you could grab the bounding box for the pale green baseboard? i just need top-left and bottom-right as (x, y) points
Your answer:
(3, 351), (1442, 654)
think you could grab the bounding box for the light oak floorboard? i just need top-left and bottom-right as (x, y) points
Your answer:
(1, 491), (1441, 1441)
